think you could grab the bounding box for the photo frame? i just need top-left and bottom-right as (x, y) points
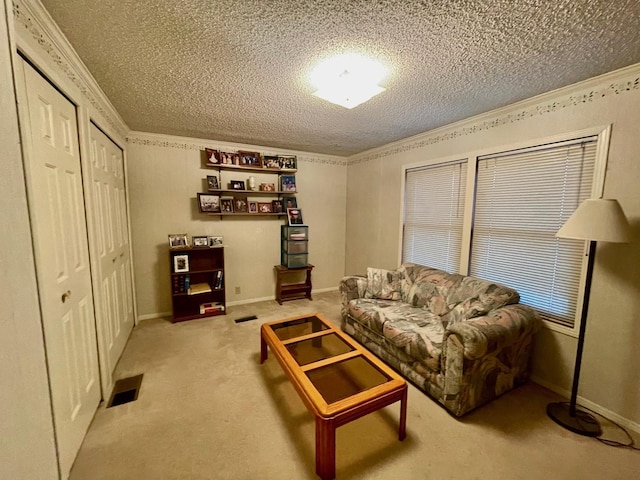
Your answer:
(208, 236), (223, 247)
(281, 175), (296, 192)
(197, 193), (221, 213)
(173, 254), (189, 273)
(272, 200), (283, 213)
(169, 233), (188, 248)
(207, 175), (219, 190)
(287, 208), (304, 225)
(259, 183), (275, 191)
(282, 196), (297, 209)
(238, 150), (263, 167)
(278, 155), (297, 170)
(258, 202), (273, 213)
(234, 197), (248, 213)
(230, 180), (246, 190)
(262, 155), (280, 169)
(205, 148), (220, 164)
(220, 199), (234, 213)
(249, 201), (258, 213)
(219, 151), (240, 165)
(192, 236), (209, 247)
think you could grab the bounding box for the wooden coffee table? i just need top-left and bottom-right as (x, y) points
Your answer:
(260, 313), (407, 480)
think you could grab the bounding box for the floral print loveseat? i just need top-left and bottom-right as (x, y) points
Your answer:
(340, 263), (541, 416)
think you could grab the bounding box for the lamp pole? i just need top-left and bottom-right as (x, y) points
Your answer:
(547, 241), (601, 435)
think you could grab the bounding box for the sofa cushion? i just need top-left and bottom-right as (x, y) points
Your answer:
(364, 267), (401, 300)
(347, 298), (444, 370)
(399, 264), (460, 315)
(441, 279), (520, 324)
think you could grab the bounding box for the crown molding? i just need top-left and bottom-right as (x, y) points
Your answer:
(12, 0), (128, 140)
(349, 63), (640, 165)
(126, 131), (348, 167)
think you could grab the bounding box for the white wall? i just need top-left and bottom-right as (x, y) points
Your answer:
(0, 1), (58, 478)
(126, 132), (347, 319)
(346, 64), (640, 429)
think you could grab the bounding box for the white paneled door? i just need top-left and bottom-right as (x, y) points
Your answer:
(18, 60), (100, 477)
(88, 124), (134, 393)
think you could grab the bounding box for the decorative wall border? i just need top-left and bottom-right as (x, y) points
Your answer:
(12, 0), (128, 140)
(126, 133), (348, 167)
(349, 70), (640, 166)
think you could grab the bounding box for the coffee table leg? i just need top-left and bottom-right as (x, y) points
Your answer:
(260, 333), (268, 364)
(315, 416), (335, 480)
(399, 386), (407, 441)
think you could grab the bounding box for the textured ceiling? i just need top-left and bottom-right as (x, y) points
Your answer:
(40, 0), (640, 156)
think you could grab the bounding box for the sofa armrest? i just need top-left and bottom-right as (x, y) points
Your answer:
(444, 304), (541, 360)
(339, 275), (367, 306)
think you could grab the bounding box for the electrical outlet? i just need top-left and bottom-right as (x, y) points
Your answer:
(235, 286), (241, 294)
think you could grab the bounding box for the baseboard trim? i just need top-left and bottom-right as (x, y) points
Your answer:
(138, 288), (340, 320)
(531, 375), (640, 434)
(137, 311), (171, 321)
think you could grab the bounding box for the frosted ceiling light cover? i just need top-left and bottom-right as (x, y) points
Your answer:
(309, 53), (387, 109)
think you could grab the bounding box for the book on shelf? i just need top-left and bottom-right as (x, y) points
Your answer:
(172, 274), (190, 294)
(188, 282), (212, 295)
(214, 270), (224, 289)
(199, 302), (225, 314)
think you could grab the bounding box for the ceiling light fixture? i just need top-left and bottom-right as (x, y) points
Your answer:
(309, 53), (387, 109)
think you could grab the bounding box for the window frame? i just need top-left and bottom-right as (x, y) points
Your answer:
(399, 125), (611, 337)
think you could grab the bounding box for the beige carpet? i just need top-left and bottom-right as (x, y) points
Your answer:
(70, 291), (639, 480)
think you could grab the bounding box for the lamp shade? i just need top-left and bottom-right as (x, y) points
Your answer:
(556, 198), (631, 243)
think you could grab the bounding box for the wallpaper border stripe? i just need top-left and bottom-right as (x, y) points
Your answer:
(349, 65), (640, 165)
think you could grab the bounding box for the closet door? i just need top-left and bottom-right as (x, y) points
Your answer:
(18, 59), (100, 478)
(89, 124), (134, 392)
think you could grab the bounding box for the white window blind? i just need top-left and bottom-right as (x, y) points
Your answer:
(403, 161), (467, 272)
(470, 138), (597, 327)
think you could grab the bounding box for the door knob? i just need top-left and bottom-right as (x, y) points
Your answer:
(61, 290), (71, 303)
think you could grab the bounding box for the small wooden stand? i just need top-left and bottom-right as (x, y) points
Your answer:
(274, 264), (314, 304)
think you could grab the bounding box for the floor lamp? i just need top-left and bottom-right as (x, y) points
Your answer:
(547, 198), (631, 436)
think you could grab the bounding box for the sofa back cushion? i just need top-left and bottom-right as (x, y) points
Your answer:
(364, 267), (402, 300)
(398, 263), (520, 321)
(398, 264), (453, 315)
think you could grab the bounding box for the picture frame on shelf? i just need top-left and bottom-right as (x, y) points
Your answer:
(259, 183), (276, 191)
(169, 233), (189, 248)
(249, 201), (258, 213)
(278, 155), (297, 170)
(234, 197), (248, 213)
(282, 196), (297, 209)
(205, 148), (221, 164)
(192, 236), (209, 247)
(230, 180), (245, 190)
(272, 200), (283, 213)
(197, 193), (221, 213)
(238, 150), (263, 167)
(287, 208), (304, 225)
(281, 175), (296, 192)
(173, 254), (189, 273)
(258, 202), (273, 213)
(220, 151), (240, 165)
(208, 236), (223, 247)
(220, 199), (234, 213)
(207, 175), (219, 190)
(262, 155), (280, 169)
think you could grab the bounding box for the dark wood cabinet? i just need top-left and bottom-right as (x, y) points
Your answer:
(169, 247), (225, 322)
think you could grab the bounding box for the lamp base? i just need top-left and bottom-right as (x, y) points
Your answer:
(547, 402), (602, 437)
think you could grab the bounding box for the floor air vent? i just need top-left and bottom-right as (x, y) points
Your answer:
(107, 374), (143, 408)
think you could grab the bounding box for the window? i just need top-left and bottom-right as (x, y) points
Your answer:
(401, 128), (607, 333)
(403, 160), (467, 273)
(470, 139), (597, 328)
